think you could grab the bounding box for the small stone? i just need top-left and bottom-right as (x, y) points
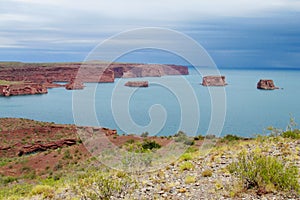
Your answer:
(157, 191), (164, 195)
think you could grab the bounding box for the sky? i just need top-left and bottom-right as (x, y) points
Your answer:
(0, 0), (300, 69)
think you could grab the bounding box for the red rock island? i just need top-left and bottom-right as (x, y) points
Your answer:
(0, 81), (47, 96)
(202, 76), (227, 86)
(257, 79), (279, 90)
(125, 81), (149, 87)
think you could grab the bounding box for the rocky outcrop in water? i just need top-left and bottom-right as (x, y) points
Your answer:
(202, 76), (227, 86)
(0, 83), (48, 96)
(257, 79), (279, 90)
(65, 79), (85, 90)
(125, 81), (149, 87)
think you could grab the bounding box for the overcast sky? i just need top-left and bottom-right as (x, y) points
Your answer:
(0, 0), (300, 68)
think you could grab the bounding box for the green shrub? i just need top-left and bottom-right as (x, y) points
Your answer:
(180, 153), (193, 161)
(185, 175), (196, 184)
(202, 169), (213, 177)
(228, 151), (300, 193)
(194, 135), (204, 141)
(63, 149), (72, 159)
(0, 175), (17, 185)
(179, 161), (195, 171)
(141, 132), (149, 137)
(31, 185), (54, 198)
(221, 134), (243, 142)
(73, 171), (136, 200)
(281, 130), (300, 139)
(174, 131), (187, 138)
(126, 139), (135, 144)
(174, 131), (194, 145)
(141, 140), (161, 150)
(205, 134), (216, 139)
(184, 139), (195, 146)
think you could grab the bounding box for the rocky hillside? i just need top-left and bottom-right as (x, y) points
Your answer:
(0, 118), (299, 199)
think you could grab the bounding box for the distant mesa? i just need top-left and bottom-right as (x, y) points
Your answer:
(0, 62), (188, 95)
(202, 76), (227, 86)
(257, 79), (279, 90)
(65, 79), (85, 90)
(125, 81), (149, 87)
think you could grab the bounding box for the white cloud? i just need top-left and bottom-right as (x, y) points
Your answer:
(7, 0), (300, 20)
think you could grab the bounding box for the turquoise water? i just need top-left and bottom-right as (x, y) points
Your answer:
(1, 68), (299, 137)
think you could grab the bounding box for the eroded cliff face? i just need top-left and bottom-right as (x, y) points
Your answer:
(257, 79), (279, 90)
(0, 83), (48, 96)
(0, 62), (188, 86)
(202, 76), (227, 86)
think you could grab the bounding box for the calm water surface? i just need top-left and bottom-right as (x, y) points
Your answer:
(1, 68), (299, 137)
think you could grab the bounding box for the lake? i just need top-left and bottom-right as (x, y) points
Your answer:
(1, 68), (299, 137)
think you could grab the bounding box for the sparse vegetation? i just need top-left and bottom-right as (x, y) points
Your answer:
(185, 175), (196, 184)
(141, 131), (149, 137)
(179, 161), (195, 171)
(281, 129), (300, 139)
(174, 131), (195, 145)
(73, 170), (136, 200)
(220, 134), (244, 142)
(228, 151), (300, 193)
(0, 118), (299, 199)
(202, 169), (213, 177)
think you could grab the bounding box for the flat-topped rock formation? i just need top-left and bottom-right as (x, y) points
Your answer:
(0, 82), (48, 96)
(257, 79), (279, 90)
(0, 62), (188, 86)
(202, 75), (227, 86)
(125, 81), (149, 87)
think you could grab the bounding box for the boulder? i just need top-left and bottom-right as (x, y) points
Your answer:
(202, 76), (227, 86)
(257, 79), (279, 90)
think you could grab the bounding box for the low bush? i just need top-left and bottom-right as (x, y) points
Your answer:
(0, 175), (17, 185)
(194, 135), (204, 141)
(174, 131), (194, 145)
(281, 129), (300, 139)
(180, 153), (193, 161)
(179, 161), (195, 171)
(185, 175), (196, 184)
(73, 171), (136, 200)
(141, 140), (161, 150)
(221, 134), (243, 142)
(31, 185), (54, 198)
(228, 151), (300, 193)
(141, 132), (149, 137)
(202, 169), (213, 177)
